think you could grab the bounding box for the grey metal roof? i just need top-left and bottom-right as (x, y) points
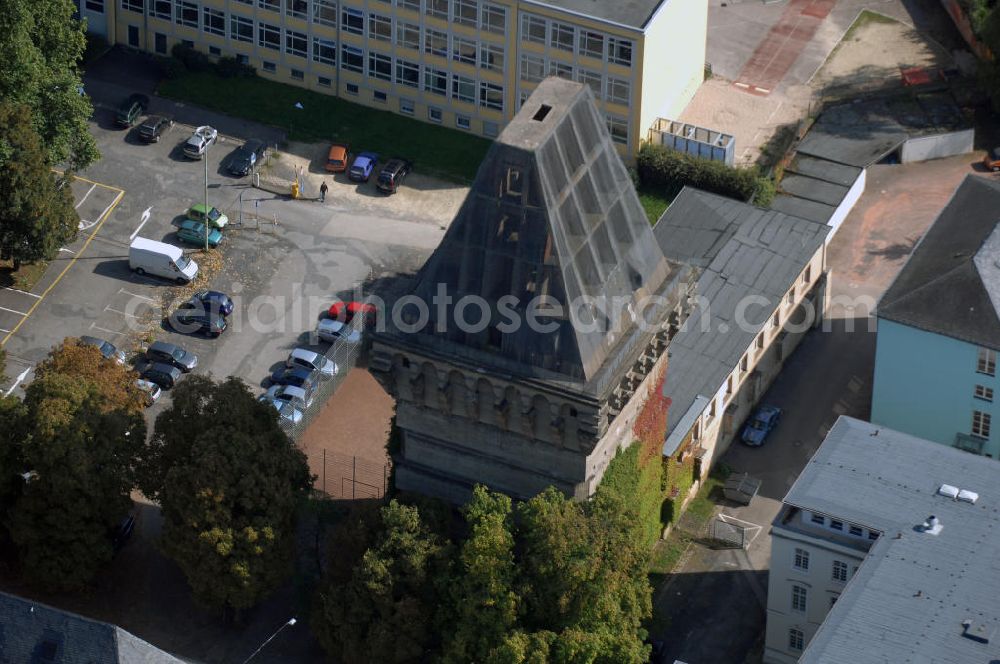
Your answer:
(522, 0), (666, 30)
(0, 591), (184, 663)
(768, 194), (837, 225)
(654, 188), (829, 441)
(878, 175), (1000, 351)
(784, 416), (1000, 664)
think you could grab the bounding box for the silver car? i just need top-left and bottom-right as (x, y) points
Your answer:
(315, 319), (362, 345)
(285, 348), (338, 377)
(136, 379), (162, 406)
(183, 125), (218, 159)
(264, 384), (314, 409)
(79, 335), (127, 365)
(257, 396), (303, 424)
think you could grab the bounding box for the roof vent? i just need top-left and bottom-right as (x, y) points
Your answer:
(958, 489), (979, 504)
(920, 515), (943, 535)
(532, 105), (552, 122)
(962, 619), (995, 644)
(938, 484), (959, 499)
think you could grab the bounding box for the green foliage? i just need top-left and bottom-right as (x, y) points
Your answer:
(215, 55), (257, 79)
(143, 376), (311, 615)
(637, 143), (775, 208)
(171, 43), (212, 72)
(597, 444), (664, 548)
(0, 0), (98, 169)
(0, 103), (79, 267)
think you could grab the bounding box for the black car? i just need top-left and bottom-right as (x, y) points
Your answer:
(169, 309), (228, 337)
(115, 93), (149, 128)
(269, 366), (318, 390)
(229, 139), (266, 176)
(137, 115), (172, 142)
(179, 290), (234, 317)
(145, 340), (198, 372)
(140, 362), (182, 389)
(376, 159), (411, 194)
(110, 513), (136, 553)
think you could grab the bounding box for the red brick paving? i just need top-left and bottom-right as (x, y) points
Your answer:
(734, 0), (837, 95)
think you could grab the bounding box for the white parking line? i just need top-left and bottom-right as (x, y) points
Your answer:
(0, 328), (10, 334)
(89, 323), (122, 336)
(105, 306), (141, 319)
(130, 206), (154, 240)
(0, 305), (27, 316)
(119, 288), (156, 302)
(79, 189), (124, 232)
(74, 183), (97, 209)
(4, 288), (40, 299)
(59, 247), (75, 254)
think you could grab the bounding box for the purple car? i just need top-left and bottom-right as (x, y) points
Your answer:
(349, 152), (379, 182)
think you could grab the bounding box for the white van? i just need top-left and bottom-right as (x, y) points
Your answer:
(129, 237), (199, 284)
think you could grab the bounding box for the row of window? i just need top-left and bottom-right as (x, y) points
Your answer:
(977, 347), (996, 376)
(520, 13), (633, 67)
(790, 581), (846, 615)
(792, 548), (853, 583)
(519, 55), (630, 104)
(341, 3), (506, 35)
(808, 512), (879, 540)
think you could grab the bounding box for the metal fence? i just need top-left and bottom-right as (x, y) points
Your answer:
(308, 448), (390, 499)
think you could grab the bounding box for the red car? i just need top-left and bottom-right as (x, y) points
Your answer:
(328, 301), (377, 325)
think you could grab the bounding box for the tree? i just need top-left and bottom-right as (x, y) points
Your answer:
(438, 486), (519, 663)
(313, 500), (449, 664)
(142, 376), (311, 618)
(0, 0), (98, 170)
(34, 338), (146, 414)
(0, 103), (79, 268)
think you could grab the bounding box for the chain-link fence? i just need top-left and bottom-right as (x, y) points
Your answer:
(307, 448), (390, 499)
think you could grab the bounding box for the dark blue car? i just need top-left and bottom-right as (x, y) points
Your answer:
(180, 290), (234, 317)
(741, 405), (782, 447)
(270, 366), (318, 390)
(348, 152), (379, 182)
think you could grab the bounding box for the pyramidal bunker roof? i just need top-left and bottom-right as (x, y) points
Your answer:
(385, 78), (682, 387)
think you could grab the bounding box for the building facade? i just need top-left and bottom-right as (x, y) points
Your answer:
(872, 175), (1000, 459)
(77, 0), (706, 156)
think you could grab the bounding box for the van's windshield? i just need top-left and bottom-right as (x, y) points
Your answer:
(175, 255), (190, 270)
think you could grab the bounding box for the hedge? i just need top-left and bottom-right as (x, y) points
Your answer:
(637, 143), (776, 208)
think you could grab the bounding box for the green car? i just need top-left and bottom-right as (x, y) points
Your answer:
(186, 203), (229, 229)
(176, 219), (222, 247)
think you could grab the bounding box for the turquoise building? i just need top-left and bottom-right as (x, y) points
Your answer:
(872, 175), (1000, 458)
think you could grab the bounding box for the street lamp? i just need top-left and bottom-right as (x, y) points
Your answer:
(239, 617), (297, 664)
(204, 138), (210, 251)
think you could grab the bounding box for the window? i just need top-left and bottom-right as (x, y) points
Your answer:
(786, 287), (796, 305)
(580, 30), (603, 58)
(122, 0), (143, 14)
(342, 7), (364, 34)
(291, 68), (304, 80)
(740, 355), (748, 374)
(313, 37), (336, 65)
(209, 45), (221, 55)
(203, 7), (225, 35)
(973, 410), (991, 439)
(577, 69), (602, 97)
(608, 36), (633, 66)
(454, 0), (477, 26)
(318, 76), (332, 87)
(341, 45), (363, 72)
(151, 0), (171, 20)
(285, 30), (307, 57)
(373, 90), (387, 103)
(977, 347), (996, 376)
(848, 525), (863, 537)
(606, 116), (628, 145)
(258, 23), (281, 50)
(755, 332), (764, 351)
(230, 15), (253, 42)
(236, 53), (249, 64)
(793, 548), (809, 571)
(456, 115), (471, 130)
(976, 385), (995, 402)
(829, 519), (843, 531)
(520, 54), (545, 83)
(428, 107), (443, 123)
(398, 0), (419, 9)
(607, 76), (630, 104)
(802, 265), (812, 284)
(452, 75), (475, 103)
(550, 22), (574, 51)
(181, 39), (194, 47)
(397, 22), (420, 50)
(522, 15), (546, 44)
(453, 37), (477, 65)
(810, 513), (825, 525)
(424, 67), (447, 95)
(791, 585), (807, 612)
(789, 628), (804, 652)
(708, 398), (717, 420)
(396, 59), (420, 87)
(369, 52), (392, 81)
(313, 0), (337, 27)
(771, 311), (781, 330)
(262, 60), (277, 73)
(867, 530), (879, 540)
(483, 121), (499, 137)
(154, 32), (167, 53)
(479, 81), (503, 111)
(370, 13), (392, 41)
(481, 4), (505, 33)
(233, 0), (252, 4)
(258, 0), (279, 12)
(425, 29), (448, 57)
(286, 0), (308, 19)
(345, 83), (359, 94)
(86, 0), (105, 12)
(425, 0), (448, 19)
(399, 98), (415, 115)
(549, 61), (573, 79)
(480, 43), (504, 71)
(832, 560), (848, 582)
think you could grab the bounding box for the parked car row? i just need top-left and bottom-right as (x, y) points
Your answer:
(325, 143), (411, 195)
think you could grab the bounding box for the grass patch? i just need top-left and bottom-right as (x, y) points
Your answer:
(158, 71), (492, 183)
(638, 185), (672, 225)
(843, 10), (898, 43)
(0, 260), (49, 292)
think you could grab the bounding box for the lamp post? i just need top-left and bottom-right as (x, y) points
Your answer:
(203, 138), (210, 251)
(240, 618), (297, 664)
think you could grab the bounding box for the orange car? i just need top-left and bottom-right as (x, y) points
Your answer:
(984, 147), (1000, 172)
(325, 143), (350, 172)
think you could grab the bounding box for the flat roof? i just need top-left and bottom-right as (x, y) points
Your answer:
(785, 416), (1000, 663)
(523, 0), (666, 30)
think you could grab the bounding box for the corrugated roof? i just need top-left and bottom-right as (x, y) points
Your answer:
(878, 174), (1000, 350)
(523, 0), (667, 30)
(654, 188), (829, 440)
(785, 417), (1000, 663)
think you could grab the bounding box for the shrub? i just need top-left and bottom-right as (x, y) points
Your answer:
(637, 143), (775, 207)
(215, 55), (257, 79)
(171, 43), (211, 72)
(153, 56), (185, 80)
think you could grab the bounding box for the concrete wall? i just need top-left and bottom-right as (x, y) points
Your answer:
(901, 129), (975, 163)
(825, 168), (865, 238)
(872, 319), (1000, 457)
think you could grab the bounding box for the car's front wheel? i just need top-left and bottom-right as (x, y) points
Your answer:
(135, 267), (145, 276)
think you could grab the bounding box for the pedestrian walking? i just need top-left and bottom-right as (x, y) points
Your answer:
(319, 181), (328, 202)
